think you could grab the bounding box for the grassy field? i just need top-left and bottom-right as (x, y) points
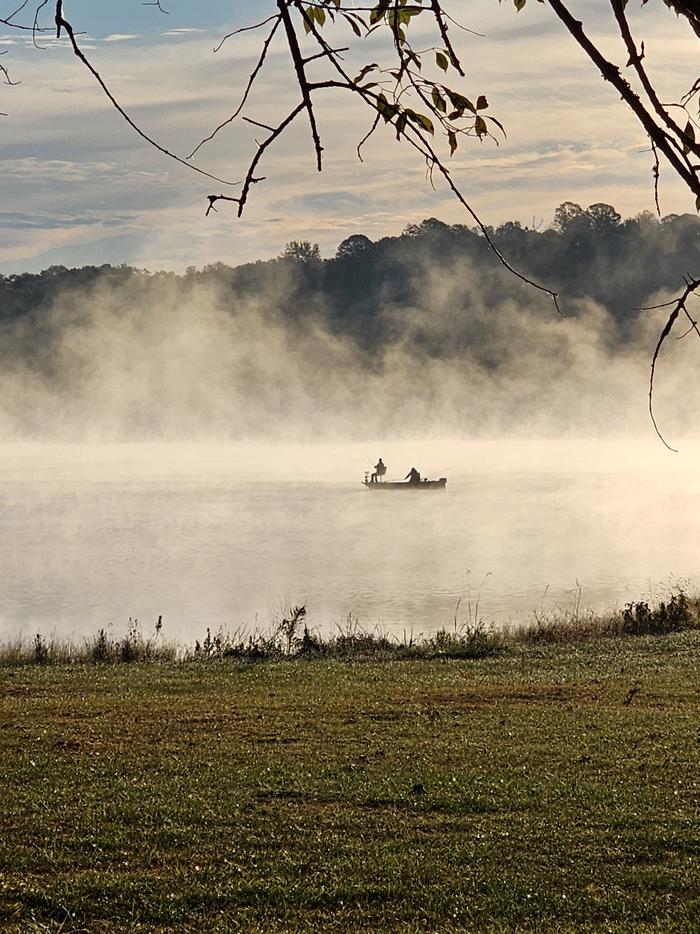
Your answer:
(1, 632), (699, 932)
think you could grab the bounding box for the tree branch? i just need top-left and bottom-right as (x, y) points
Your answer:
(546, 0), (700, 201)
(610, 0), (700, 163)
(206, 101), (306, 216)
(430, 0), (464, 76)
(53, 3), (239, 187)
(188, 15), (282, 160)
(648, 277), (700, 452)
(281, 0), (323, 171)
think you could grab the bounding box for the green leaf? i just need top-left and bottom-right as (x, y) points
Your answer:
(406, 109), (435, 134)
(446, 90), (475, 114)
(487, 115), (507, 137)
(343, 13), (363, 37)
(514, 0), (527, 9)
(476, 95), (488, 110)
(435, 51), (449, 72)
(369, 0), (391, 24)
(448, 129), (458, 156)
(474, 115), (488, 137)
(395, 113), (407, 139)
(405, 49), (422, 71)
(376, 93), (399, 123)
(431, 86), (447, 113)
(354, 63), (378, 84)
(683, 120), (696, 155)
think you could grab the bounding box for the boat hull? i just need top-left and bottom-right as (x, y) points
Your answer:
(363, 478), (447, 491)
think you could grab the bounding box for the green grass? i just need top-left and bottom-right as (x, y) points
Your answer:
(1, 631), (699, 932)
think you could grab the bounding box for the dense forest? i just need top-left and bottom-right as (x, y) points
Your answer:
(1, 202), (700, 440)
(3, 202), (700, 347)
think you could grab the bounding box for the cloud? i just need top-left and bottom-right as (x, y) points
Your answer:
(2, 232), (150, 271)
(101, 34), (142, 43)
(271, 190), (376, 214)
(0, 0), (697, 271)
(1, 157), (168, 185)
(162, 28), (207, 36)
(0, 211), (123, 230)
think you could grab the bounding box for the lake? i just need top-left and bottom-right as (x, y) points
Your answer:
(1, 439), (698, 643)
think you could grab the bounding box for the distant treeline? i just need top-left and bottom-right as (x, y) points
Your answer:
(2, 202), (700, 357)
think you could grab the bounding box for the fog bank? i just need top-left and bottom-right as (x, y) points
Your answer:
(0, 256), (698, 443)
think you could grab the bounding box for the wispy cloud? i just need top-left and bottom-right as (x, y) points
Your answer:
(162, 28), (207, 36)
(0, 210), (131, 230)
(102, 34), (142, 43)
(2, 157), (168, 186)
(0, 0), (697, 272)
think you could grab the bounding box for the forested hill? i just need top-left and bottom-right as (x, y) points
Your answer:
(2, 202), (700, 355)
(2, 202), (700, 440)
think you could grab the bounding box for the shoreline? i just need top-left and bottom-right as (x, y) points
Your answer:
(2, 592), (697, 667)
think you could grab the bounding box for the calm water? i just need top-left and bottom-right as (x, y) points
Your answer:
(1, 440), (699, 641)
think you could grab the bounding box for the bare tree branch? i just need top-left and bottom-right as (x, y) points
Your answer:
(610, 0), (700, 163)
(213, 14), (281, 53)
(206, 102), (306, 216)
(648, 277), (700, 452)
(430, 0), (464, 76)
(52, 3), (239, 187)
(188, 15), (282, 160)
(283, 0), (323, 171)
(547, 0), (700, 201)
(142, 1), (169, 13)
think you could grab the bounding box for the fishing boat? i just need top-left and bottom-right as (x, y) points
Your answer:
(362, 472), (447, 491)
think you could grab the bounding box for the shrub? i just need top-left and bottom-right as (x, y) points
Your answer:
(32, 633), (49, 665)
(620, 593), (695, 636)
(90, 628), (112, 663)
(427, 622), (504, 659)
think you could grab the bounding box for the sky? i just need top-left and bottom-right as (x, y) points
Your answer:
(0, 0), (697, 273)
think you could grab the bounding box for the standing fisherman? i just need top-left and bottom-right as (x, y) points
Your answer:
(404, 466), (421, 485)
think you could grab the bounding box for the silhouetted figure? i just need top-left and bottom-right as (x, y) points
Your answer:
(371, 457), (386, 483)
(405, 467), (421, 485)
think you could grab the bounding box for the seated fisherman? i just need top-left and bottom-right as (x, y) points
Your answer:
(371, 457), (387, 483)
(404, 466), (421, 484)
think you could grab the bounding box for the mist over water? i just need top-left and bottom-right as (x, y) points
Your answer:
(1, 258), (700, 641)
(1, 440), (698, 641)
(1, 262), (699, 443)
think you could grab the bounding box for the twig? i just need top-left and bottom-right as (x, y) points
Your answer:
(357, 112), (380, 161)
(213, 14), (280, 53)
(188, 15), (282, 160)
(206, 101), (306, 215)
(54, 4), (239, 187)
(651, 140), (661, 216)
(648, 277), (700, 452)
(300, 12), (561, 312)
(0, 58), (20, 86)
